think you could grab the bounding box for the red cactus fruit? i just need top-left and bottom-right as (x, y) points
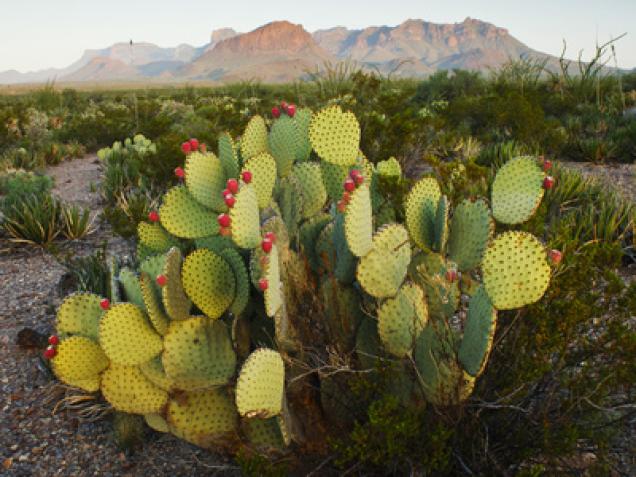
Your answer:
(148, 211), (159, 223)
(242, 170), (253, 184)
(264, 232), (276, 243)
(219, 227), (232, 237)
(217, 214), (231, 228)
(227, 179), (239, 194)
(181, 141), (192, 154)
(262, 238), (273, 253)
(548, 249), (563, 265)
(99, 298), (110, 310)
(156, 275), (167, 287)
(48, 335), (59, 346)
(344, 178), (356, 192)
(272, 107), (281, 118)
(258, 278), (269, 291)
(286, 104), (296, 117)
(224, 194), (236, 208)
(446, 269), (458, 282)
(43, 346), (57, 359)
(174, 166), (185, 179)
(189, 138), (199, 151)
(543, 176), (555, 189)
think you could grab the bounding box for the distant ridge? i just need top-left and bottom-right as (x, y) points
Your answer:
(0, 18), (561, 84)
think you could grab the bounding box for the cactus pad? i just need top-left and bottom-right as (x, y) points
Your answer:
(195, 235), (234, 254)
(140, 273), (169, 336)
(118, 268), (145, 310)
(299, 214), (332, 271)
(376, 157), (402, 179)
(101, 364), (168, 414)
(377, 283), (428, 357)
(243, 418), (286, 452)
(344, 184), (373, 257)
(491, 156), (544, 224)
(294, 108), (313, 162)
(482, 231), (550, 310)
(162, 317), (236, 390)
(99, 303), (163, 365)
(56, 293), (104, 340)
(139, 356), (173, 391)
(229, 184), (261, 249)
(145, 413), (169, 433)
(405, 178), (441, 250)
(139, 254), (167, 295)
(242, 152), (276, 208)
(433, 195), (449, 252)
(458, 286), (497, 377)
(448, 199), (493, 271)
(219, 248), (250, 317)
(268, 115), (300, 177)
(138, 222), (180, 254)
(218, 132), (239, 180)
(241, 115), (268, 160)
(321, 161), (350, 201)
(161, 248), (192, 321)
(182, 249), (235, 319)
(293, 162), (327, 218)
(357, 224), (411, 298)
(309, 105), (360, 166)
(52, 336), (108, 384)
(160, 186), (219, 239)
(167, 389), (238, 448)
(236, 348), (284, 418)
(185, 151), (227, 211)
(263, 244), (282, 318)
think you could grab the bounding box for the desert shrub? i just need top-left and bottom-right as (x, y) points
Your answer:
(414, 69), (486, 103)
(1, 192), (62, 245)
(60, 204), (94, 240)
(0, 169), (53, 207)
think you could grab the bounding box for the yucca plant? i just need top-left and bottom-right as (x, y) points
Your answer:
(61, 204), (95, 240)
(2, 193), (62, 245)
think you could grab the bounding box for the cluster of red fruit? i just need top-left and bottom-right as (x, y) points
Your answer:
(217, 172), (253, 236)
(180, 137), (205, 155)
(271, 101), (296, 118)
(43, 335), (60, 359)
(336, 169), (364, 213)
(258, 232), (276, 291)
(541, 156), (555, 189)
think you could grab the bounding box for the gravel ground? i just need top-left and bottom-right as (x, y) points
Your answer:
(0, 156), (238, 476)
(561, 161), (636, 203)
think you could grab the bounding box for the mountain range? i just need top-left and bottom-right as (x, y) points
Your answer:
(0, 18), (558, 84)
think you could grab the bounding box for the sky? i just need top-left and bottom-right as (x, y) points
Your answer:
(0, 0), (634, 72)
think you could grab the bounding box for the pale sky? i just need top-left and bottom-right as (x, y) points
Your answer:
(0, 0), (634, 72)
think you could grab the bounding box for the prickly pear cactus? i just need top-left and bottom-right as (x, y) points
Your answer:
(47, 107), (556, 461)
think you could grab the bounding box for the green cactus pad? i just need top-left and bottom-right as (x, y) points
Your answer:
(139, 273), (169, 336)
(101, 364), (168, 414)
(242, 152), (276, 208)
(309, 105), (360, 166)
(321, 161), (350, 201)
(139, 254), (167, 294)
(229, 184), (261, 249)
(218, 132), (239, 180)
(276, 176), (304, 238)
(458, 286), (497, 377)
(375, 203), (397, 228)
(184, 151), (227, 211)
(161, 248), (192, 321)
(447, 199), (493, 271)
(263, 244), (282, 318)
(219, 248), (250, 316)
(56, 293), (104, 340)
(182, 249), (235, 320)
(491, 156), (545, 224)
(144, 413), (169, 433)
(167, 389), (238, 448)
(139, 356), (173, 391)
(241, 115), (269, 160)
(138, 222), (180, 253)
(482, 231), (550, 310)
(159, 186), (220, 239)
(52, 336), (108, 384)
(433, 195), (449, 253)
(294, 108), (313, 162)
(236, 348), (285, 418)
(243, 417), (286, 452)
(299, 214), (332, 272)
(376, 157), (402, 179)
(377, 283), (428, 357)
(293, 162), (327, 218)
(194, 235), (234, 254)
(99, 303), (163, 365)
(118, 268), (145, 311)
(162, 317), (236, 390)
(268, 115), (300, 177)
(410, 253), (460, 320)
(344, 184), (373, 257)
(333, 212), (357, 283)
(405, 178), (441, 250)
(357, 224), (411, 298)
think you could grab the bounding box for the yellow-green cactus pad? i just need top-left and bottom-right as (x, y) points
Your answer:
(377, 283), (428, 357)
(140, 254), (167, 293)
(138, 222), (180, 253)
(144, 413), (169, 433)
(219, 248), (249, 316)
(159, 186), (220, 239)
(344, 184), (373, 257)
(160, 248), (192, 321)
(218, 132), (239, 180)
(321, 160), (349, 201)
(52, 336), (108, 385)
(184, 151), (227, 211)
(357, 224), (411, 298)
(229, 184), (261, 249)
(240, 115), (269, 160)
(162, 318), (236, 390)
(118, 268), (145, 311)
(62, 375), (101, 393)
(101, 364), (168, 414)
(139, 356), (173, 391)
(458, 286), (497, 377)
(309, 105), (360, 166)
(482, 231), (550, 310)
(433, 195), (449, 253)
(56, 293), (104, 340)
(491, 156), (544, 225)
(139, 273), (169, 336)
(405, 178), (441, 250)
(268, 115), (300, 177)
(243, 417), (286, 453)
(294, 108), (313, 162)
(260, 244), (282, 318)
(293, 162), (327, 218)
(447, 199), (493, 271)
(242, 152), (276, 209)
(99, 303), (163, 366)
(376, 157), (402, 179)
(236, 348), (284, 418)
(167, 389), (238, 448)
(182, 249), (235, 319)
